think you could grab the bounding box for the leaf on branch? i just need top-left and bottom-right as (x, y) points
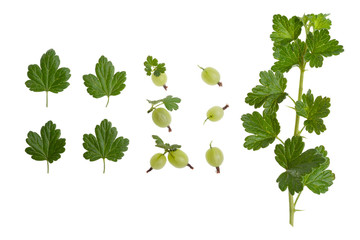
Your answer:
(272, 39), (307, 73)
(305, 29), (344, 68)
(303, 146), (335, 194)
(304, 13), (332, 30)
(144, 56), (166, 76)
(152, 135), (181, 152)
(275, 136), (327, 194)
(270, 15), (303, 46)
(147, 95), (181, 111)
(295, 90), (330, 134)
(241, 111), (280, 150)
(245, 71), (287, 114)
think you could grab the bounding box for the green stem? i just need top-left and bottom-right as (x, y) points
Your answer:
(289, 64), (306, 226)
(147, 103), (163, 113)
(289, 190), (295, 226)
(46, 91), (48, 108)
(106, 96), (110, 107)
(294, 191), (302, 207)
(299, 125), (306, 135)
(287, 95), (296, 105)
(276, 136), (285, 145)
(203, 117), (209, 125)
(103, 158), (105, 174)
(47, 160), (49, 174)
(197, 65), (205, 71)
(294, 67), (305, 136)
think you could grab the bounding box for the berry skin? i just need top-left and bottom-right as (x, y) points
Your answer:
(199, 66), (222, 86)
(147, 153), (167, 173)
(168, 149), (193, 169)
(152, 108), (172, 131)
(151, 73), (168, 90)
(206, 145), (224, 173)
(204, 105), (229, 124)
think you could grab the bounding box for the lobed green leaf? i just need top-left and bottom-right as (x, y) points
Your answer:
(245, 70), (287, 114)
(147, 95), (181, 111)
(83, 119), (129, 162)
(295, 90), (330, 135)
(152, 135), (181, 152)
(272, 39), (307, 73)
(26, 49), (71, 93)
(144, 56), (166, 76)
(275, 136), (326, 194)
(304, 13), (332, 30)
(83, 56), (126, 104)
(270, 15), (303, 46)
(25, 121), (66, 163)
(303, 146), (335, 194)
(241, 111), (280, 150)
(305, 29), (344, 68)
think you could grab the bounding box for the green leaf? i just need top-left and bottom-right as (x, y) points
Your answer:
(275, 136), (326, 194)
(147, 95), (181, 112)
(144, 56), (158, 76)
(83, 56), (126, 106)
(147, 56), (158, 66)
(270, 15), (303, 45)
(305, 29), (344, 68)
(26, 49), (71, 106)
(303, 146), (335, 194)
(295, 90), (330, 134)
(245, 71), (287, 114)
(25, 121), (66, 172)
(152, 135), (181, 152)
(272, 39), (307, 73)
(154, 63), (166, 77)
(241, 111), (280, 150)
(83, 119), (129, 173)
(144, 56), (166, 76)
(305, 13), (332, 30)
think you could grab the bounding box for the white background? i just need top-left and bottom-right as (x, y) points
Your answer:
(0, 0), (358, 239)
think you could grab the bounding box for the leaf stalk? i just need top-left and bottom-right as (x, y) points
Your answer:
(46, 91), (48, 108)
(106, 96), (110, 107)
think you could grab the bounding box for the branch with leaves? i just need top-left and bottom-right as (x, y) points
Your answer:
(241, 13), (342, 226)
